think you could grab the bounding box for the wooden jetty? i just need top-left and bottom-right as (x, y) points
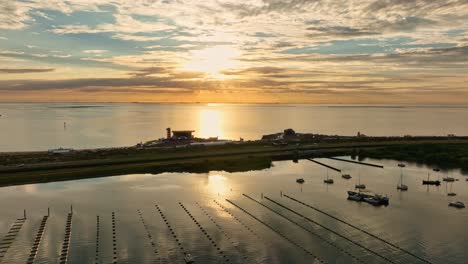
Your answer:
(307, 159), (342, 172)
(95, 216), (100, 264)
(179, 202), (232, 263)
(243, 194), (364, 263)
(213, 200), (264, 241)
(59, 212), (73, 264)
(111, 212), (117, 264)
(196, 202), (249, 263)
(26, 215), (49, 264)
(225, 199), (325, 264)
(283, 194), (433, 264)
(326, 157), (384, 168)
(136, 209), (160, 259)
(264, 195), (396, 264)
(0, 217), (26, 263)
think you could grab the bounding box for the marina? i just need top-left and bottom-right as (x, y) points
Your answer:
(0, 157), (466, 263)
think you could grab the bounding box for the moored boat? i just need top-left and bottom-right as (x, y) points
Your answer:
(347, 191), (389, 206)
(324, 178), (334, 184)
(323, 169), (333, 184)
(443, 177), (455, 182)
(363, 194), (389, 206)
(397, 164), (408, 191)
(342, 174), (352, 179)
(355, 184), (366, 189)
(296, 178), (305, 184)
(449, 201), (465, 209)
(423, 173), (441, 186)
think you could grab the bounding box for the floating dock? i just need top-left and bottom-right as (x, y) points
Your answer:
(307, 159), (342, 172)
(111, 212), (117, 264)
(326, 157), (384, 168)
(196, 202), (248, 263)
(95, 216), (100, 264)
(283, 194), (432, 264)
(155, 204), (189, 261)
(225, 198), (325, 264)
(242, 194), (364, 263)
(59, 212), (73, 264)
(0, 217), (26, 263)
(26, 215), (49, 264)
(264, 196), (396, 264)
(179, 202), (232, 263)
(136, 209), (160, 259)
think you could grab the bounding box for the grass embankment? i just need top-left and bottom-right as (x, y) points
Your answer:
(358, 143), (468, 172)
(0, 139), (467, 187)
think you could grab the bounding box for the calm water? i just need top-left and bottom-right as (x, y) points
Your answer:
(1, 103), (468, 151)
(0, 157), (467, 264)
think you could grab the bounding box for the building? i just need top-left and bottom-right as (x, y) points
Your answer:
(166, 128), (195, 140)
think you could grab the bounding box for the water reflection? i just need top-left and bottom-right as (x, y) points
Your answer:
(199, 108), (224, 139)
(0, 158), (467, 263)
(206, 174), (229, 196)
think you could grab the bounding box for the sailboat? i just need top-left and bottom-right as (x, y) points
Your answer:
(324, 169), (334, 184)
(442, 173), (455, 182)
(355, 169), (366, 189)
(397, 165), (408, 191)
(423, 172), (441, 186)
(447, 182), (457, 196)
(341, 170), (352, 179)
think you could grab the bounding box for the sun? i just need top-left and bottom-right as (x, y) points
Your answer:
(183, 46), (241, 78)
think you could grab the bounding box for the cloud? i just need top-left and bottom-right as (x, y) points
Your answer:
(0, 1), (31, 29)
(306, 26), (380, 39)
(83, 49), (108, 54)
(0, 68), (54, 73)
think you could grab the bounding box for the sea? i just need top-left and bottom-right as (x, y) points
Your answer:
(0, 103), (468, 152)
(0, 103), (467, 264)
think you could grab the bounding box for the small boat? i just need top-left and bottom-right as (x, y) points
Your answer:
(184, 253), (195, 263)
(447, 182), (457, 196)
(296, 178), (305, 184)
(348, 191), (389, 206)
(324, 179), (334, 184)
(398, 163), (406, 167)
(342, 174), (352, 179)
(347, 193), (362, 201)
(443, 177), (455, 182)
(347, 191), (372, 201)
(363, 194), (389, 206)
(397, 184), (408, 191)
(355, 184), (366, 189)
(397, 164), (408, 191)
(323, 169), (333, 184)
(355, 171), (365, 189)
(449, 201), (465, 209)
(422, 173), (441, 186)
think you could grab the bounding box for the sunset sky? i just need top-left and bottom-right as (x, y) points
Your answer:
(1, 0), (467, 103)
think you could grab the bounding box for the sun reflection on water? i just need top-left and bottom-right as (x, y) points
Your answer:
(199, 108), (224, 139)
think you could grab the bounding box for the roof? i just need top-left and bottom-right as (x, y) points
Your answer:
(172, 130), (195, 133)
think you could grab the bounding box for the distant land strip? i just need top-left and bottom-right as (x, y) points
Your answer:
(0, 138), (467, 187)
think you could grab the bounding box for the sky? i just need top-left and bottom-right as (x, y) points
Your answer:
(0, 0), (467, 104)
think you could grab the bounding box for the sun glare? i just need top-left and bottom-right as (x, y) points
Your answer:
(183, 46), (241, 78)
(199, 108), (224, 139)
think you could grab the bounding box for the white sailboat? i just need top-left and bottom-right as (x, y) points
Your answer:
(397, 165), (408, 191)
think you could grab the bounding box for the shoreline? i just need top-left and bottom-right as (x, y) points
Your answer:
(1, 137), (468, 187)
